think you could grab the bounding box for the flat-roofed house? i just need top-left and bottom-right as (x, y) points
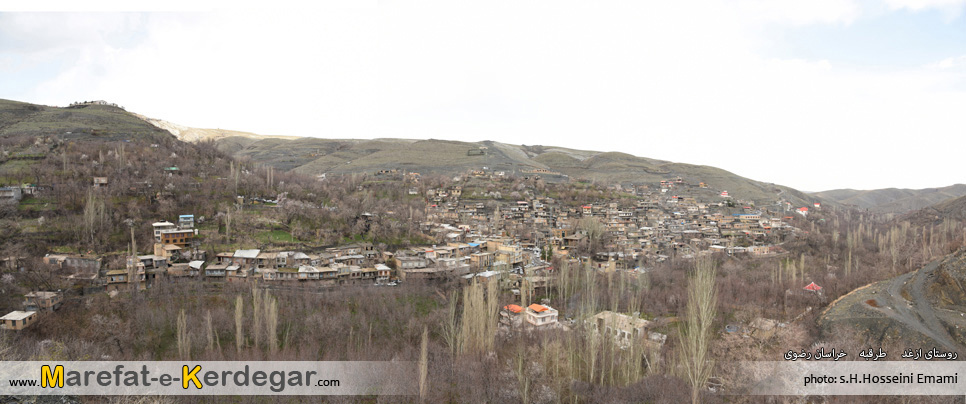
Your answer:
(318, 266), (338, 284)
(23, 291), (62, 313)
(153, 221), (176, 242)
(225, 265), (249, 282)
(215, 252), (234, 264)
(272, 267), (299, 281)
(159, 228), (194, 248)
(232, 249), (261, 270)
(395, 256), (427, 269)
(105, 269), (129, 292)
(297, 265), (321, 281)
(470, 252), (494, 269)
(256, 251), (278, 271)
(375, 263), (392, 283)
(334, 254), (365, 267)
(0, 186), (23, 202)
(178, 214), (195, 229)
(44, 254), (102, 274)
(590, 310), (667, 348)
(205, 262), (229, 280)
(1, 311), (37, 331)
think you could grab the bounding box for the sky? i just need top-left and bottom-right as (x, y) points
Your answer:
(0, 0), (964, 192)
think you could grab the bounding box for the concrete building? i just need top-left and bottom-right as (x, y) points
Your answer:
(1, 311), (38, 331)
(23, 291), (63, 313)
(525, 304), (558, 327)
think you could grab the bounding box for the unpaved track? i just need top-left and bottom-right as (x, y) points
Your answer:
(872, 259), (963, 352)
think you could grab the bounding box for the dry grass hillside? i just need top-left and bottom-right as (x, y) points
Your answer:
(132, 109), (825, 206)
(814, 184), (966, 214)
(903, 194), (966, 226)
(0, 99), (172, 143)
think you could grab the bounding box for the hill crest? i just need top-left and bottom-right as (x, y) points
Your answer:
(2, 98), (822, 207)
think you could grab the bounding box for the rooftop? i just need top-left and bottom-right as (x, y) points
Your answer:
(504, 304), (523, 314)
(234, 249), (261, 259)
(591, 310), (650, 330)
(25, 291), (60, 299)
(0, 311), (36, 321)
(528, 304), (554, 313)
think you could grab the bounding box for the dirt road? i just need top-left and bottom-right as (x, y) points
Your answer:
(870, 259), (963, 352)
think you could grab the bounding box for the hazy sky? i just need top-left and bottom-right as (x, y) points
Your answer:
(1, 0), (964, 192)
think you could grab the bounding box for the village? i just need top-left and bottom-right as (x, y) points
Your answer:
(2, 168), (821, 350)
(1, 4), (960, 398)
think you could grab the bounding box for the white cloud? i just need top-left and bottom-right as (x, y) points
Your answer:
(926, 55), (966, 69)
(737, 0), (861, 25)
(881, 0), (966, 20)
(882, 0), (966, 12)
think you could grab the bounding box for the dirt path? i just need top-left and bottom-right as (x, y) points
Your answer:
(871, 259), (963, 352)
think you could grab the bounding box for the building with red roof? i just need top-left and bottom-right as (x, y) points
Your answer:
(804, 282), (822, 292)
(525, 304), (558, 327)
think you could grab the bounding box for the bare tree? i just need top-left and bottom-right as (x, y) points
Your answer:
(83, 188), (105, 247)
(679, 257), (717, 404)
(419, 326), (429, 402)
(177, 309), (190, 360)
(235, 295), (244, 353)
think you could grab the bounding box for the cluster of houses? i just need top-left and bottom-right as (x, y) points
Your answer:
(0, 291), (63, 331)
(421, 177), (813, 270)
(3, 173), (820, 347)
(35, 208), (549, 294)
(136, 236), (539, 288)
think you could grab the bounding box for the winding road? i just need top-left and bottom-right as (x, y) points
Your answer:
(871, 259), (964, 353)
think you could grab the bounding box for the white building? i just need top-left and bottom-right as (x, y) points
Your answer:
(152, 221), (176, 243)
(525, 304), (558, 327)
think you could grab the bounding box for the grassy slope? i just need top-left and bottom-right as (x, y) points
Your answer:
(0, 99), (179, 186)
(0, 99), (174, 144)
(214, 133), (820, 206)
(0, 98), (823, 206)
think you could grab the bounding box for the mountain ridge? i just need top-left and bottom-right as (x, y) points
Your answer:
(1, 98), (820, 207)
(813, 184), (966, 214)
(133, 110), (824, 206)
(210, 134), (824, 206)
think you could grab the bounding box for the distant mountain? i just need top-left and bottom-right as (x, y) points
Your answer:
(903, 194), (966, 226)
(133, 115), (299, 143)
(813, 185), (966, 214)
